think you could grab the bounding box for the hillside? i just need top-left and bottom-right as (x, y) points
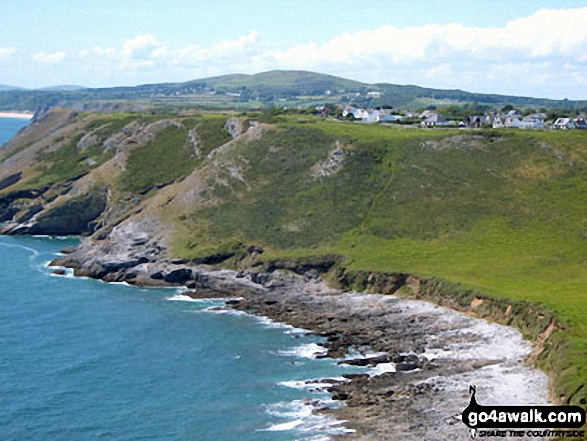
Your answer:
(0, 70), (586, 111)
(1, 108), (586, 409)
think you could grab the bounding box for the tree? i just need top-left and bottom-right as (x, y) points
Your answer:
(501, 104), (514, 112)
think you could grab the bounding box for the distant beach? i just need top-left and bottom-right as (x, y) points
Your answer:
(0, 111), (34, 119)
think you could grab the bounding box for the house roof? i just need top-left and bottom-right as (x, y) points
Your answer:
(554, 118), (573, 125)
(423, 114), (445, 123)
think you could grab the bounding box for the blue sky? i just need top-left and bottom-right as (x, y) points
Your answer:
(1, 1), (586, 99)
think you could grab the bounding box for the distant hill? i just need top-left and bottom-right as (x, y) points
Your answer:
(0, 85), (24, 92)
(191, 70), (365, 95)
(36, 85), (86, 92)
(0, 70), (585, 111)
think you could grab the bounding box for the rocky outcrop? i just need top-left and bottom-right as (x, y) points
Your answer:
(2, 189), (107, 235)
(310, 141), (346, 179)
(187, 128), (201, 158)
(224, 118), (243, 139)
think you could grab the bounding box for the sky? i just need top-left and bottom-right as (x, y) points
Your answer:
(0, 1), (586, 99)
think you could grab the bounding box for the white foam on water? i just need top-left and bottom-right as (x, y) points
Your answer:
(265, 419), (304, 431)
(278, 343), (328, 359)
(0, 241), (40, 259)
(255, 315), (310, 335)
(368, 362), (396, 376)
(339, 347), (387, 361)
(279, 377), (349, 391)
(166, 294), (208, 303)
(48, 267), (75, 278)
(201, 306), (250, 317)
(262, 399), (355, 436)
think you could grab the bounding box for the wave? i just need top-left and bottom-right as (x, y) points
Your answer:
(166, 294), (210, 303)
(279, 377), (349, 391)
(278, 343), (328, 359)
(262, 399), (354, 436)
(254, 315), (310, 335)
(0, 241), (40, 259)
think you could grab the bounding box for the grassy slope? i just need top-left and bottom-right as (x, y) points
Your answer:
(169, 118), (587, 404)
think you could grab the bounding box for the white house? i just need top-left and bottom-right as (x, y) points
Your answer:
(552, 118), (576, 130)
(379, 113), (403, 122)
(520, 114), (545, 129)
(467, 115), (486, 128)
(421, 114), (446, 127)
(506, 109), (522, 118)
(492, 116), (505, 128)
(504, 116), (522, 128)
(574, 117), (587, 129)
(342, 107), (370, 120)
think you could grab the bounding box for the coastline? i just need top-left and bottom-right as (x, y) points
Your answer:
(0, 111), (34, 119)
(49, 252), (551, 440)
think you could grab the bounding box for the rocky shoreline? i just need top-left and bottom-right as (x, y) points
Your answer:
(50, 250), (550, 440)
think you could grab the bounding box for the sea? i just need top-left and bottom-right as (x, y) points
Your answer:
(0, 118), (358, 440)
(0, 117), (30, 145)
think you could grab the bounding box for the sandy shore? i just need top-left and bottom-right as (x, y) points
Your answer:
(0, 111), (34, 119)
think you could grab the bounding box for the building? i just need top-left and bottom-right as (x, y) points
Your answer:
(520, 114), (545, 129)
(504, 116), (522, 128)
(467, 115), (485, 128)
(552, 118), (576, 130)
(421, 114), (446, 127)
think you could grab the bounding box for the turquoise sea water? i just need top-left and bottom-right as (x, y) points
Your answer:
(0, 117), (29, 145)
(0, 120), (353, 440)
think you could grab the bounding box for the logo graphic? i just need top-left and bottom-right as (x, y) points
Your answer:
(459, 385), (586, 438)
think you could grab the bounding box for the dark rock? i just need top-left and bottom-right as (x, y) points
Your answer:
(339, 354), (390, 367)
(194, 252), (235, 265)
(0, 172), (22, 191)
(225, 299), (241, 306)
(131, 237), (148, 246)
(250, 272), (270, 285)
(396, 362), (419, 371)
(52, 269), (66, 276)
(22, 190), (108, 236)
(247, 245), (264, 254)
(163, 268), (193, 284)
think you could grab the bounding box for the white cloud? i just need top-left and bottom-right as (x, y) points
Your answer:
(171, 31), (259, 68)
(268, 6), (587, 68)
(67, 7), (587, 98)
(0, 47), (16, 60)
(33, 51), (67, 64)
(121, 35), (166, 59)
(79, 47), (116, 59)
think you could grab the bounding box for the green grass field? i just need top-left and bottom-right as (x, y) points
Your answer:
(169, 119), (587, 405)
